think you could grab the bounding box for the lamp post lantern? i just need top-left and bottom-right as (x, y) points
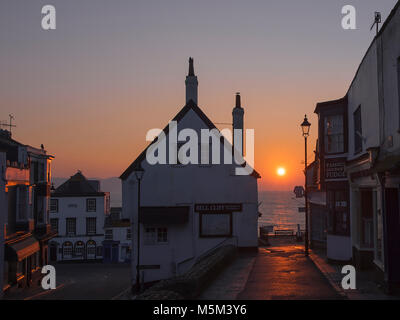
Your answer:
(134, 163), (144, 293)
(301, 115), (311, 256)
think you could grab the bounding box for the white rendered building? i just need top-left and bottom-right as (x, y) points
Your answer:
(49, 171), (110, 262)
(120, 58), (260, 285)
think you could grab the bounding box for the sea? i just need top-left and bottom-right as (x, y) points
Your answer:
(258, 191), (305, 232)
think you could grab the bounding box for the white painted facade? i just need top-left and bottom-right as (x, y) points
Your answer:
(104, 225), (132, 263)
(345, 2), (400, 280)
(121, 60), (260, 285)
(49, 173), (110, 262)
(103, 207), (132, 263)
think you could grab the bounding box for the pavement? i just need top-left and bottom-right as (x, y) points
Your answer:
(309, 248), (400, 300)
(4, 262), (131, 300)
(201, 237), (342, 300)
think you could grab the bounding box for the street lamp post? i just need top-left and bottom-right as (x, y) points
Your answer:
(301, 115), (311, 256)
(134, 163), (144, 293)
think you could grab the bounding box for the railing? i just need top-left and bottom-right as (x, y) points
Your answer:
(176, 236), (238, 275)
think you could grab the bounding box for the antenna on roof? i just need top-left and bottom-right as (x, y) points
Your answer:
(0, 114), (16, 135)
(370, 12), (381, 36)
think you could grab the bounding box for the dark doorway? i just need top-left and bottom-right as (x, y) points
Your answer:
(385, 188), (400, 286)
(50, 245), (57, 261)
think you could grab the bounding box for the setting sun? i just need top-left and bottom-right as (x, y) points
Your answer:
(277, 167), (286, 176)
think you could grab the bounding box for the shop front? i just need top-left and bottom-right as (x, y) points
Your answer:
(5, 234), (41, 288)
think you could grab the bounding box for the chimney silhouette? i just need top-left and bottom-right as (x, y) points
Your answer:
(185, 57), (198, 104)
(232, 92), (244, 156)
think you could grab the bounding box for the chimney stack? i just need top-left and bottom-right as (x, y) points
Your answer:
(232, 92), (244, 156)
(185, 57), (198, 104)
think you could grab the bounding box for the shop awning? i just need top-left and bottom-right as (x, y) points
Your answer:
(139, 206), (189, 224)
(6, 236), (40, 262)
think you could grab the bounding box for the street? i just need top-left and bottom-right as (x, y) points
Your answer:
(238, 244), (343, 300)
(4, 263), (131, 300)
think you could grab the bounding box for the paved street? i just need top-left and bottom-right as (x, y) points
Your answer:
(201, 237), (342, 300)
(237, 243), (342, 300)
(5, 263), (131, 300)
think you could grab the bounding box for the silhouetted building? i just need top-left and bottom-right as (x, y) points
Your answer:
(120, 59), (260, 286)
(0, 151), (6, 298)
(310, 1), (400, 292)
(0, 129), (56, 293)
(49, 171), (110, 262)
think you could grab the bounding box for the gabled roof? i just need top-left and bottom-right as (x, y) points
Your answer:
(120, 100), (260, 180)
(52, 171), (105, 197)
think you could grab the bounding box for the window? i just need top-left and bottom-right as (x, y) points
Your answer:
(50, 199), (58, 213)
(325, 115), (344, 153)
(200, 213), (232, 237)
(144, 227), (156, 245)
(87, 240), (96, 258)
(66, 218), (76, 236)
(126, 228), (131, 240)
(144, 227), (168, 245)
(63, 242), (73, 259)
(354, 106), (362, 154)
(74, 241), (85, 257)
(86, 217), (96, 235)
(105, 229), (113, 240)
(50, 218), (58, 233)
(86, 198), (96, 212)
(327, 190), (349, 236)
(157, 227), (168, 243)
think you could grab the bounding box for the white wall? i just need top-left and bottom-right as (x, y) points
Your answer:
(50, 195), (106, 260)
(347, 42), (380, 159)
(105, 226), (131, 262)
(379, 7), (400, 153)
(123, 108), (259, 283)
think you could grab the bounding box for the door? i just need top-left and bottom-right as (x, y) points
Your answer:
(112, 244), (119, 263)
(385, 188), (400, 285)
(50, 244), (57, 261)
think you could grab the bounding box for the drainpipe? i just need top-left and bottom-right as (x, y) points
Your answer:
(377, 173), (390, 292)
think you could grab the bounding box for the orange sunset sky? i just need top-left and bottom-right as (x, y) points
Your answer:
(1, 0), (398, 191)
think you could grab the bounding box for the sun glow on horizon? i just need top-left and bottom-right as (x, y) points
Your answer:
(277, 167), (286, 177)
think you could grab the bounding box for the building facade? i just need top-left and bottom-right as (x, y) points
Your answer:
(121, 59), (260, 286)
(0, 151), (6, 298)
(310, 2), (400, 292)
(103, 207), (131, 263)
(312, 97), (351, 261)
(49, 171), (110, 262)
(0, 129), (56, 293)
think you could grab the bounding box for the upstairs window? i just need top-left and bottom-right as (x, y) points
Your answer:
(86, 217), (97, 235)
(126, 228), (131, 240)
(66, 218), (76, 236)
(325, 115), (344, 154)
(86, 198), (96, 212)
(50, 218), (58, 233)
(354, 106), (362, 154)
(50, 199), (58, 213)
